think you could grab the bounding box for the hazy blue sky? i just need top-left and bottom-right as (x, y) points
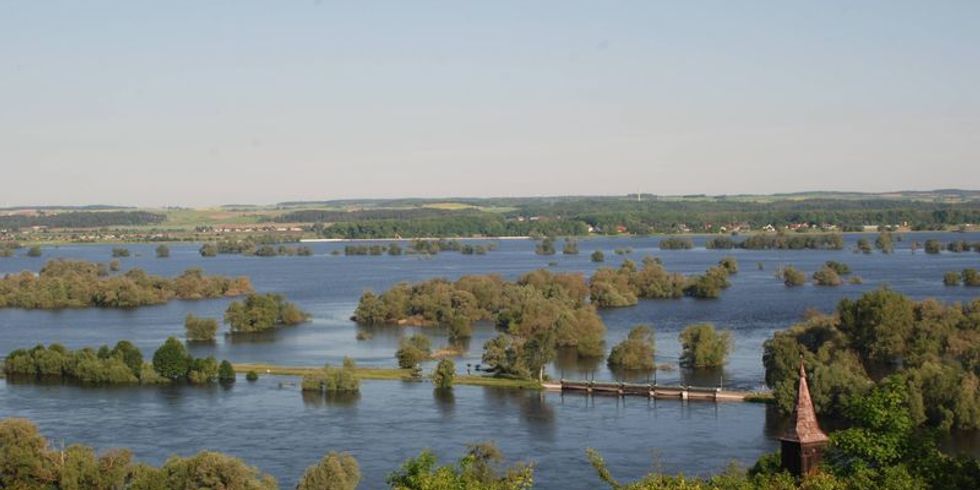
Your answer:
(2, 1), (978, 207)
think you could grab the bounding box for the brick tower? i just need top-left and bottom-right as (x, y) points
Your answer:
(779, 361), (829, 476)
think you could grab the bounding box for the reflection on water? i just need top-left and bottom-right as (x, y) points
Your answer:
(301, 390), (362, 407)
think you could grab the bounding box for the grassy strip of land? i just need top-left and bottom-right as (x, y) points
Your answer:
(742, 392), (775, 404)
(232, 363), (543, 390)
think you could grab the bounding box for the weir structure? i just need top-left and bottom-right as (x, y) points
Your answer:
(542, 379), (751, 402)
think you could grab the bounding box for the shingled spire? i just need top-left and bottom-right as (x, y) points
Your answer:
(779, 360), (828, 476)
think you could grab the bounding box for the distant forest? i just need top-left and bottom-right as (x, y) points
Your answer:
(0, 211), (165, 230)
(276, 198), (980, 238)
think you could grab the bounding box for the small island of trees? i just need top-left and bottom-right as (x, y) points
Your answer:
(606, 325), (655, 371)
(678, 323), (732, 368)
(0, 260), (252, 309)
(224, 293), (310, 333)
(4, 337), (234, 386)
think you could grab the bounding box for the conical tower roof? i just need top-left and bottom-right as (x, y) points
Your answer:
(780, 361), (828, 444)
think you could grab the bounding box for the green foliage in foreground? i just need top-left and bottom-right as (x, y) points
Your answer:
(607, 325), (655, 371)
(298, 452), (361, 490)
(764, 288), (980, 431)
(0, 418), (277, 490)
(301, 357), (360, 394)
(224, 293), (310, 333)
(588, 380), (980, 489)
(0, 260), (253, 309)
(679, 323), (732, 368)
(387, 442), (534, 490)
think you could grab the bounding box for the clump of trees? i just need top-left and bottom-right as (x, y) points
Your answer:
(812, 265), (843, 286)
(738, 233), (844, 250)
(355, 270), (606, 362)
(764, 288), (980, 431)
(705, 236), (735, 249)
(0, 418), (278, 489)
(184, 314), (219, 342)
(679, 323), (732, 368)
(152, 336), (227, 384)
(562, 238), (579, 255)
(26, 245), (42, 257)
(855, 237), (872, 254)
(924, 239), (942, 254)
(301, 357), (360, 394)
(607, 325), (655, 371)
(198, 236), (308, 257)
(590, 257), (725, 306)
(590, 250), (604, 262)
(0, 260), (252, 309)
(387, 442), (534, 490)
(658, 237), (693, 250)
(682, 265), (732, 299)
(224, 293), (310, 333)
(944, 271), (962, 286)
(824, 260), (850, 275)
(298, 452), (361, 490)
(111, 247), (130, 258)
(218, 360), (235, 383)
(535, 237), (556, 255)
(945, 268), (979, 287)
(155, 244), (170, 258)
(5, 337), (232, 386)
(875, 231), (894, 253)
(396, 334), (432, 369)
(780, 266), (806, 287)
(4, 341), (145, 384)
(717, 256), (738, 274)
(432, 358), (456, 389)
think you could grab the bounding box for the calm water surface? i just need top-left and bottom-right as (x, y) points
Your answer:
(1, 234), (977, 486)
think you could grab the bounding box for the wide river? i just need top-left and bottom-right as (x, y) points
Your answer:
(1, 233), (977, 487)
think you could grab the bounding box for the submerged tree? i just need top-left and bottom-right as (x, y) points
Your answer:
(607, 325), (655, 371)
(432, 358), (456, 389)
(679, 323), (732, 368)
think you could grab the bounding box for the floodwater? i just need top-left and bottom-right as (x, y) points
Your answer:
(1, 233), (977, 487)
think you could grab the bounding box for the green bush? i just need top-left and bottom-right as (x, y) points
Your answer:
(152, 337), (190, 380)
(246, 370), (259, 382)
(184, 314), (219, 342)
(781, 266), (806, 286)
(607, 325), (655, 370)
(432, 358), (456, 389)
(944, 271), (961, 286)
(679, 323), (732, 368)
(813, 266), (843, 286)
(396, 334), (432, 369)
(301, 358), (360, 393)
(218, 360), (236, 383)
(224, 293), (310, 333)
(298, 452), (360, 490)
